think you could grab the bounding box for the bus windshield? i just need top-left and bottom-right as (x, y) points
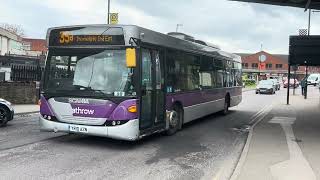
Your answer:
(45, 49), (136, 97)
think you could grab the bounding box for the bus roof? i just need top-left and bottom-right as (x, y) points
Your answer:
(47, 24), (241, 63)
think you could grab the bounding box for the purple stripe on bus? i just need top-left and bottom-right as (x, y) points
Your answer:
(166, 87), (242, 110)
(70, 101), (117, 118)
(109, 99), (138, 121)
(40, 95), (55, 116)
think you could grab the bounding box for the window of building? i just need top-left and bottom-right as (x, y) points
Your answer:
(266, 64), (272, 69)
(242, 63), (248, 68)
(251, 63), (258, 69)
(276, 64), (283, 69)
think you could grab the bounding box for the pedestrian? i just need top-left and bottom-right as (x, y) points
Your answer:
(300, 77), (307, 96)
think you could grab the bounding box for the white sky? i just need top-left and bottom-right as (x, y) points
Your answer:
(1, 0), (320, 54)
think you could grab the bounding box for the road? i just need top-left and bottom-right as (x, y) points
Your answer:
(0, 89), (282, 180)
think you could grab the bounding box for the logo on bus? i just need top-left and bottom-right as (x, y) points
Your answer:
(72, 107), (95, 115)
(68, 98), (90, 104)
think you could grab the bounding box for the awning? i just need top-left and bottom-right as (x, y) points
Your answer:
(230, 0), (320, 10)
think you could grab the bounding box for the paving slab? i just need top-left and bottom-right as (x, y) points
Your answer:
(236, 87), (320, 180)
(13, 104), (39, 114)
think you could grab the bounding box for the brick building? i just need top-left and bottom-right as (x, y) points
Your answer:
(22, 38), (47, 56)
(238, 51), (320, 81)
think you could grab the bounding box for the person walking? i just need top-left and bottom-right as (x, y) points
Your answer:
(301, 77), (307, 96)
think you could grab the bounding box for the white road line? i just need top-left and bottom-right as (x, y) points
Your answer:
(249, 104), (273, 125)
(269, 117), (316, 180)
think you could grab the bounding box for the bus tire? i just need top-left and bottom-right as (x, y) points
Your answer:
(0, 106), (9, 127)
(166, 105), (182, 136)
(222, 96), (230, 115)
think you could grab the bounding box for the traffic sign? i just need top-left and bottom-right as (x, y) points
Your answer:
(110, 13), (118, 24)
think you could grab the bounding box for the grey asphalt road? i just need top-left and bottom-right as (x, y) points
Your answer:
(0, 89), (280, 180)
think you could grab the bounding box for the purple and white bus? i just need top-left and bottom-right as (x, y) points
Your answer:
(40, 25), (242, 141)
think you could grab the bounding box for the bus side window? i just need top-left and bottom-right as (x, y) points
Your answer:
(141, 49), (152, 90)
(154, 51), (161, 90)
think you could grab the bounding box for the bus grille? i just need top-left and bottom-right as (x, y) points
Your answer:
(59, 115), (106, 126)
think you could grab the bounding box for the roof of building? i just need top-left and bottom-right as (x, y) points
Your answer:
(0, 27), (20, 41)
(236, 51), (288, 64)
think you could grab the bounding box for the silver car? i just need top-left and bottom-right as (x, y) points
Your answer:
(268, 79), (280, 91)
(256, 80), (276, 94)
(0, 98), (14, 127)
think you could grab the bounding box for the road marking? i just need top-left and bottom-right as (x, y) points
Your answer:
(249, 104), (273, 124)
(269, 116), (296, 124)
(269, 117), (316, 180)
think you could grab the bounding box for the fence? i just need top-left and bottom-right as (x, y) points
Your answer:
(10, 65), (43, 82)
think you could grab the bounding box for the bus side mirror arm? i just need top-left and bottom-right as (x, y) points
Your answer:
(129, 37), (140, 47)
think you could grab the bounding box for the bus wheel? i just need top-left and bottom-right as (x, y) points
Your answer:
(222, 97), (230, 115)
(166, 106), (181, 135)
(0, 106), (9, 127)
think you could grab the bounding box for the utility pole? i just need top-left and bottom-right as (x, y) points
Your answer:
(308, 9), (311, 35)
(176, 24), (183, 32)
(107, 0), (111, 24)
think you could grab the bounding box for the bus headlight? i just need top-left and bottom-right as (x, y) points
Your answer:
(127, 105), (137, 113)
(105, 120), (130, 126)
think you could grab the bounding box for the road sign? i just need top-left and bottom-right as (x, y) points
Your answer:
(110, 13), (118, 24)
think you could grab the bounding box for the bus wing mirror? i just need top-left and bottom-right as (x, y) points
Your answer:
(126, 48), (136, 68)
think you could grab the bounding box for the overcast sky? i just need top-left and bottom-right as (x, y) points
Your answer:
(1, 0), (320, 54)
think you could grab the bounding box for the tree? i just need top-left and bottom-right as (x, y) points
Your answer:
(0, 23), (25, 37)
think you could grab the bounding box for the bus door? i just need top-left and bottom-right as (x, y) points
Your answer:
(139, 48), (166, 131)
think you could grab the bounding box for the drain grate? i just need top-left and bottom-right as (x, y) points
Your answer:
(231, 125), (251, 133)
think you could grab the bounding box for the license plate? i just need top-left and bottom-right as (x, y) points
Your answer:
(69, 125), (88, 133)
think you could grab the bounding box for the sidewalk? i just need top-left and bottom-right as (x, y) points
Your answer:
(13, 104), (39, 114)
(233, 87), (320, 180)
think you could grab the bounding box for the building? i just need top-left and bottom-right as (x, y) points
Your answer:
(22, 38), (47, 56)
(0, 27), (25, 56)
(0, 27), (46, 82)
(238, 51), (320, 81)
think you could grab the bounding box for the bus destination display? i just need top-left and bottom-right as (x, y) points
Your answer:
(49, 27), (125, 46)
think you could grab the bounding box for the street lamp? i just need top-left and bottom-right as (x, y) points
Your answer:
(307, 9), (320, 35)
(176, 24), (183, 32)
(107, 0), (111, 24)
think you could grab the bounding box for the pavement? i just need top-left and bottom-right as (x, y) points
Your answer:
(12, 104), (39, 114)
(233, 86), (320, 180)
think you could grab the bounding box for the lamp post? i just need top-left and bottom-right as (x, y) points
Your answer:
(107, 0), (111, 24)
(176, 24), (183, 32)
(307, 10), (320, 35)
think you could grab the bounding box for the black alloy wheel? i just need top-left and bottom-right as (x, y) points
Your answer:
(166, 106), (182, 135)
(222, 97), (230, 115)
(0, 106), (9, 127)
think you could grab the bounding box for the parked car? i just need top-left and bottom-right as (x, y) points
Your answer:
(268, 79), (280, 90)
(256, 80), (276, 94)
(307, 74), (320, 86)
(0, 98), (14, 127)
(283, 79), (299, 88)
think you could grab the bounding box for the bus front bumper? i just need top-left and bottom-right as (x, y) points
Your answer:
(39, 117), (140, 141)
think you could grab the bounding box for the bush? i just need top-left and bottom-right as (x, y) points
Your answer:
(243, 79), (256, 86)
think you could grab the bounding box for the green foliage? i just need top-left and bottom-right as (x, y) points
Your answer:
(243, 79), (256, 86)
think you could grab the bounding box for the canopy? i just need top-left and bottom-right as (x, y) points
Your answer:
(231, 0), (320, 10)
